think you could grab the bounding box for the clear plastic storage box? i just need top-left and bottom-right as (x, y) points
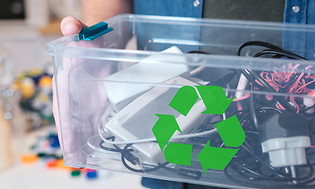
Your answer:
(46, 14), (315, 188)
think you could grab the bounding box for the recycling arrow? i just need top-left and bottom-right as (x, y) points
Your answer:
(169, 86), (199, 116)
(215, 115), (245, 148)
(164, 142), (192, 166)
(152, 114), (182, 151)
(196, 85), (234, 115)
(198, 115), (245, 174)
(198, 140), (239, 174)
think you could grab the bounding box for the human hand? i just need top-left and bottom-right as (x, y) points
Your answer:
(53, 16), (85, 152)
(53, 16), (111, 164)
(54, 0), (133, 165)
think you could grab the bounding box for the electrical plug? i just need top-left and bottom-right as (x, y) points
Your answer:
(260, 112), (311, 167)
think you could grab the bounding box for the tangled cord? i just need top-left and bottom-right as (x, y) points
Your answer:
(99, 137), (202, 179)
(224, 146), (315, 188)
(219, 41), (315, 188)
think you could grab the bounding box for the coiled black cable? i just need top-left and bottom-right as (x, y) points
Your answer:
(222, 41), (315, 188)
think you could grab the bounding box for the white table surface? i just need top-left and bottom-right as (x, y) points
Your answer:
(0, 126), (147, 189)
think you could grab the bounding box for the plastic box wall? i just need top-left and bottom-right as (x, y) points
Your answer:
(46, 14), (315, 188)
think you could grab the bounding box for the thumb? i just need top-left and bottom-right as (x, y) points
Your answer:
(60, 16), (87, 36)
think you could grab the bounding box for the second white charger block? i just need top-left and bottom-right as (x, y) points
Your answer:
(104, 46), (188, 112)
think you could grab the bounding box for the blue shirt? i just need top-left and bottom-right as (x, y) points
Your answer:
(134, 0), (314, 24)
(134, 0), (315, 59)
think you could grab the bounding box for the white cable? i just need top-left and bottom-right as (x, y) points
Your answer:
(190, 66), (206, 76)
(235, 73), (248, 99)
(97, 102), (218, 145)
(221, 84), (230, 121)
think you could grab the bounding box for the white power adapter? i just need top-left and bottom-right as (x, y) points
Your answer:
(104, 46), (188, 112)
(105, 76), (209, 165)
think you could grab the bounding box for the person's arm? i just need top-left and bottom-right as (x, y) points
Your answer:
(61, 0), (132, 36)
(82, 0), (132, 26)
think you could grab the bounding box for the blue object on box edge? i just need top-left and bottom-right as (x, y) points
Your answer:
(76, 22), (113, 42)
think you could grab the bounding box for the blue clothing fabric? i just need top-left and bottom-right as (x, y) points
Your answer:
(134, 0), (315, 24)
(133, 0), (203, 52)
(133, 0), (315, 188)
(134, 0), (315, 59)
(283, 0), (315, 59)
(284, 0), (309, 24)
(134, 0), (204, 18)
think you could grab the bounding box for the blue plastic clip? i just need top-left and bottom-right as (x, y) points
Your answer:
(76, 22), (113, 42)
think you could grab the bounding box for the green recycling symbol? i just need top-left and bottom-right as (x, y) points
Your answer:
(152, 86), (245, 175)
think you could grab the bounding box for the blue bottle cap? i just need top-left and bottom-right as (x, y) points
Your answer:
(86, 170), (97, 179)
(50, 138), (60, 148)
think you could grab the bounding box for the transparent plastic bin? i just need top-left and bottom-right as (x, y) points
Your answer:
(46, 14), (315, 188)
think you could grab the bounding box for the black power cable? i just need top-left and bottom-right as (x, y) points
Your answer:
(99, 139), (202, 179)
(237, 41), (283, 56)
(253, 49), (308, 60)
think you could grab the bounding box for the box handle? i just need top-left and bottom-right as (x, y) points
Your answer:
(75, 22), (113, 42)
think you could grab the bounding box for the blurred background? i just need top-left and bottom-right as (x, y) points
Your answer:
(0, 0), (145, 188)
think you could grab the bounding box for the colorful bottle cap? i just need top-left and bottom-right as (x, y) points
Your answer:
(21, 154), (38, 164)
(37, 152), (46, 158)
(71, 170), (81, 177)
(86, 170), (97, 179)
(50, 139), (60, 148)
(39, 76), (52, 87)
(47, 160), (57, 168)
(48, 134), (60, 148)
